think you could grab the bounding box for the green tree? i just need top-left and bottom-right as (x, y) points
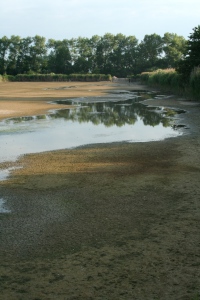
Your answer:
(7, 35), (21, 75)
(177, 25), (200, 78)
(123, 35), (138, 75)
(109, 34), (127, 76)
(162, 33), (186, 68)
(73, 37), (93, 73)
(0, 36), (10, 74)
(47, 39), (72, 74)
(29, 35), (47, 73)
(16, 37), (33, 73)
(95, 33), (115, 74)
(137, 34), (163, 72)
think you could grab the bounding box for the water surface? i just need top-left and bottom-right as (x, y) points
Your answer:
(0, 90), (184, 164)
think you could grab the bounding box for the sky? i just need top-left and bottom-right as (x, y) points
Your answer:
(0, 0), (199, 41)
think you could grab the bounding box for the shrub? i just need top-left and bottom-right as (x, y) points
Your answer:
(2, 73), (112, 82)
(140, 69), (181, 90)
(139, 68), (200, 100)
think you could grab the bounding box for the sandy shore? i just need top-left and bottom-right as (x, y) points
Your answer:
(0, 81), (200, 299)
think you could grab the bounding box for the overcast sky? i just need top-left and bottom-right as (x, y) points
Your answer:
(0, 0), (199, 41)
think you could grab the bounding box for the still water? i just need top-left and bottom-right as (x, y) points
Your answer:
(0, 90), (184, 164)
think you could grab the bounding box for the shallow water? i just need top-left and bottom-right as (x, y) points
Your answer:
(0, 90), (184, 164)
(0, 198), (11, 213)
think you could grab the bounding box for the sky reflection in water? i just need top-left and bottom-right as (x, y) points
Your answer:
(0, 91), (183, 163)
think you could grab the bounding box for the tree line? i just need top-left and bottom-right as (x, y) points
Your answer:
(0, 33), (186, 77)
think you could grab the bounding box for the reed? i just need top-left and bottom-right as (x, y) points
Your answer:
(190, 67), (200, 99)
(140, 68), (200, 100)
(140, 69), (185, 95)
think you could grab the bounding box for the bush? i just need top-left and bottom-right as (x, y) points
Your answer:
(139, 68), (200, 100)
(141, 69), (182, 91)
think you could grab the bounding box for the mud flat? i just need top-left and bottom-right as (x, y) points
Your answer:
(0, 81), (128, 120)
(0, 81), (200, 299)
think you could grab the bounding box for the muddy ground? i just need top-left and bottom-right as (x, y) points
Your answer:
(0, 81), (200, 300)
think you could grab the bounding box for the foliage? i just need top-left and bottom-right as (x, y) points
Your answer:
(3, 73), (112, 82)
(177, 25), (200, 79)
(47, 39), (72, 74)
(140, 69), (183, 93)
(162, 33), (186, 68)
(137, 34), (163, 72)
(140, 67), (200, 100)
(0, 33), (186, 77)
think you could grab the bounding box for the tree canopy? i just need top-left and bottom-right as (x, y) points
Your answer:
(176, 25), (200, 78)
(0, 32), (187, 76)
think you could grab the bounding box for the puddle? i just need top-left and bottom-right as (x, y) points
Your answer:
(0, 167), (22, 181)
(0, 198), (11, 213)
(0, 90), (185, 164)
(0, 169), (11, 181)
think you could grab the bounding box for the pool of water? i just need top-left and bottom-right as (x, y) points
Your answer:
(0, 198), (11, 213)
(0, 90), (185, 164)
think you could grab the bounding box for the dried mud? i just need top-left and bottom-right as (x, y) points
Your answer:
(0, 81), (200, 299)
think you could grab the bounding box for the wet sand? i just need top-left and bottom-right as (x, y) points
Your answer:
(0, 81), (200, 299)
(0, 81), (119, 120)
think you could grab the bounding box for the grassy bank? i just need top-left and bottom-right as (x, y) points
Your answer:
(140, 68), (200, 100)
(1, 73), (112, 82)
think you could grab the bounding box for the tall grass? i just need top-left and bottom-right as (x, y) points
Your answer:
(190, 67), (200, 99)
(2, 73), (112, 82)
(140, 68), (200, 100)
(140, 69), (182, 91)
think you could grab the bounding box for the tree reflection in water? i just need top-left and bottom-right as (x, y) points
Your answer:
(51, 99), (172, 128)
(7, 91), (184, 130)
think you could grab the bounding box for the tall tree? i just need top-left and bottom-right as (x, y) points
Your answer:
(73, 37), (93, 73)
(162, 33), (186, 68)
(29, 35), (47, 73)
(16, 37), (33, 73)
(177, 25), (200, 78)
(0, 36), (10, 74)
(110, 33), (128, 76)
(95, 33), (115, 74)
(7, 35), (21, 75)
(121, 35), (138, 76)
(137, 34), (163, 72)
(47, 39), (72, 74)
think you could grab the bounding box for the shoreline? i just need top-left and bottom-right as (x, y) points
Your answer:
(0, 81), (132, 120)
(0, 81), (200, 299)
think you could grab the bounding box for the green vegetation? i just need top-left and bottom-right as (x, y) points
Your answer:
(140, 69), (183, 92)
(139, 25), (200, 100)
(0, 33), (186, 77)
(140, 68), (200, 100)
(0, 25), (199, 98)
(177, 25), (200, 79)
(3, 73), (111, 82)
